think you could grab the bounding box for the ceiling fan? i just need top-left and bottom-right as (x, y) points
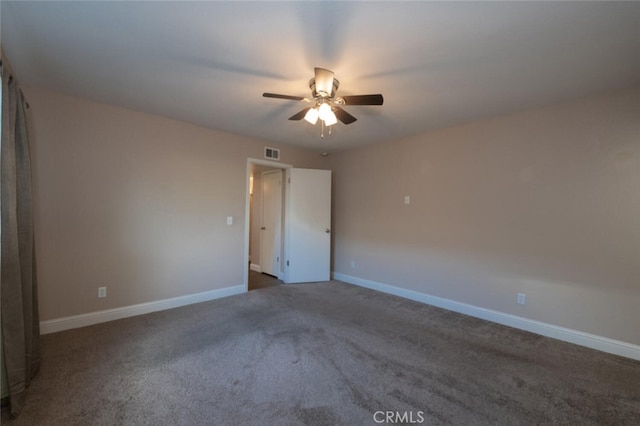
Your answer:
(263, 67), (383, 137)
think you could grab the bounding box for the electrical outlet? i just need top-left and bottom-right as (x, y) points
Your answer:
(98, 287), (107, 298)
(517, 293), (526, 305)
(350, 260), (356, 269)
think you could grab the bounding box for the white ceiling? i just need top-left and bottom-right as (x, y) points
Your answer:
(2, 1), (640, 152)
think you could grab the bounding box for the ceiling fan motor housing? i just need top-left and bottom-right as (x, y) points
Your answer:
(309, 78), (340, 100)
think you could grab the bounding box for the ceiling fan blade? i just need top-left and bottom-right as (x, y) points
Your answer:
(333, 107), (357, 125)
(341, 94), (384, 105)
(314, 67), (334, 97)
(288, 107), (312, 121)
(263, 93), (305, 101)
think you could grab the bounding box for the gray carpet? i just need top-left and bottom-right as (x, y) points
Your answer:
(3, 280), (639, 425)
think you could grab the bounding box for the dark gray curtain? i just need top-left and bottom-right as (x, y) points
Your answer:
(1, 59), (41, 418)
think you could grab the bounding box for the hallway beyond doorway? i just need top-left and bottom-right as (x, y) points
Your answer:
(248, 270), (283, 291)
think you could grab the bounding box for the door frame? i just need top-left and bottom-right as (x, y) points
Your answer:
(244, 158), (292, 291)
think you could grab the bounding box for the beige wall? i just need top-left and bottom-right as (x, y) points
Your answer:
(24, 87), (321, 321)
(328, 86), (640, 345)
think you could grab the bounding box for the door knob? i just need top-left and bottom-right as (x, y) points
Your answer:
(325, 229), (331, 233)
(261, 227), (266, 230)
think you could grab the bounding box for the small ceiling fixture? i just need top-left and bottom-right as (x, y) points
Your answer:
(263, 67), (384, 138)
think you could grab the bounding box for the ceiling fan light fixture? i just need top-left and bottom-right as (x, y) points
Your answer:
(318, 103), (332, 121)
(304, 107), (319, 125)
(324, 110), (338, 126)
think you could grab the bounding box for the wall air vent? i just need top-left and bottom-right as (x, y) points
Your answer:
(264, 147), (280, 160)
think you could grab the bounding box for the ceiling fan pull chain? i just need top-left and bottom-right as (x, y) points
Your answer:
(321, 120), (325, 138)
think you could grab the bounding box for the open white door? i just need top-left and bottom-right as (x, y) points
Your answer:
(286, 168), (331, 283)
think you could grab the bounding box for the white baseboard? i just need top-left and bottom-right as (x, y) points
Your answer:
(40, 285), (245, 335)
(333, 272), (640, 361)
(250, 263), (262, 273)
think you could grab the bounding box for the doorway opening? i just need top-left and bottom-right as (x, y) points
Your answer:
(245, 159), (290, 291)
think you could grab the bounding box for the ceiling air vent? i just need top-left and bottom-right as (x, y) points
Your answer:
(264, 147), (280, 160)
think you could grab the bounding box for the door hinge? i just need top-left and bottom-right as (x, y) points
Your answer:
(286, 260), (290, 266)
(277, 256), (279, 263)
